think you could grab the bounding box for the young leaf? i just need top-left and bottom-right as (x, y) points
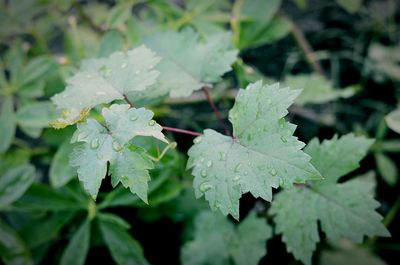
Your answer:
(187, 81), (321, 219)
(141, 27), (238, 98)
(70, 104), (166, 200)
(375, 153), (398, 186)
(181, 211), (271, 265)
(51, 45), (160, 128)
(270, 134), (390, 265)
(385, 107), (400, 134)
(0, 96), (16, 152)
(0, 165), (35, 207)
(99, 219), (150, 265)
(60, 219), (91, 265)
(0, 219), (33, 265)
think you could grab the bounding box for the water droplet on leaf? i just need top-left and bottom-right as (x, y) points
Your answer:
(194, 137), (202, 144)
(148, 120), (156, 126)
(199, 182), (212, 193)
(112, 141), (123, 151)
(200, 169), (207, 177)
(234, 163), (242, 173)
(219, 152), (226, 161)
(269, 168), (277, 176)
(121, 63), (127, 69)
(130, 116), (138, 121)
(233, 175), (241, 182)
(91, 139), (99, 149)
(280, 136), (287, 143)
(206, 160), (213, 167)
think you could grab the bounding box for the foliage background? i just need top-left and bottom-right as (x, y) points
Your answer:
(0, 0), (399, 264)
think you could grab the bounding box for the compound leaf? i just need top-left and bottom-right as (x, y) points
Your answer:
(187, 81), (321, 219)
(51, 45), (160, 128)
(270, 134), (390, 265)
(70, 104), (166, 200)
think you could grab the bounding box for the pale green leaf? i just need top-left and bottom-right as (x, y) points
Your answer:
(0, 219), (33, 265)
(375, 153), (397, 186)
(385, 108), (400, 134)
(0, 96), (16, 152)
(187, 81), (321, 219)
(0, 165), (35, 208)
(50, 139), (76, 188)
(98, 30), (125, 57)
(304, 134), (374, 183)
(181, 211), (271, 265)
(70, 104), (166, 200)
(141, 27), (238, 98)
(99, 219), (150, 265)
(51, 45), (160, 127)
(60, 219), (91, 265)
(285, 74), (355, 105)
(270, 134), (390, 265)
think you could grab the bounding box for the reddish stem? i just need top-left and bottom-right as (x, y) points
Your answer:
(202, 86), (231, 135)
(162, 126), (203, 137)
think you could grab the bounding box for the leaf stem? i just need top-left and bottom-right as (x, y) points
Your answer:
(202, 86), (231, 135)
(123, 94), (134, 107)
(162, 126), (203, 136)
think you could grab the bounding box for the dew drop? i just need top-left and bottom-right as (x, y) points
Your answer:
(199, 182), (212, 193)
(135, 70), (141, 74)
(121, 63), (127, 69)
(219, 152), (226, 161)
(130, 116), (138, 121)
(280, 136), (287, 143)
(206, 160), (213, 167)
(112, 141), (123, 151)
(234, 163), (242, 173)
(148, 120), (156, 126)
(90, 139), (99, 149)
(269, 168), (277, 176)
(96, 91), (106, 96)
(200, 157), (205, 163)
(200, 169), (207, 177)
(233, 175), (241, 182)
(194, 137), (202, 144)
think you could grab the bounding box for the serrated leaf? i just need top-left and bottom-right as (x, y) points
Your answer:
(0, 165), (35, 208)
(181, 211), (271, 265)
(51, 45), (160, 128)
(187, 81), (321, 219)
(140, 27), (237, 98)
(99, 219), (150, 265)
(70, 104), (166, 200)
(270, 134), (389, 265)
(60, 219), (90, 265)
(304, 134), (374, 183)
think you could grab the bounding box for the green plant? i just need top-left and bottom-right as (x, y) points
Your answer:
(1, 1), (399, 265)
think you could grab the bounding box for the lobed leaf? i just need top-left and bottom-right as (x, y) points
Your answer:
(187, 81), (321, 219)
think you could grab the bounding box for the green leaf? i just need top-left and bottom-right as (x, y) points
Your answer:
(70, 104), (166, 200)
(0, 165), (35, 208)
(187, 81), (321, 219)
(51, 45), (161, 128)
(50, 139), (76, 188)
(336, 0), (363, 14)
(141, 27), (238, 98)
(16, 101), (58, 138)
(106, 1), (134, 28)
(0, 96), (16, 152)
(270, 134), (389, 265)
(375, 153), (397, 186)
(98, 213), (131, 230)
(181, 211), (271, 265)
(19, 212), (75, 249)
(385, 108), (400, 134)
(284, 74), (355, 105)
(60, 219), (91, 265)
(97, 30), (125, 58)
(15, 56), (55, 89)
(304, 134), (374, 183)
(235, 0), (283, 49)
(11, 183), (85, 211)
(0, 219), (33, 265)
(99, 219), (150, 265)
